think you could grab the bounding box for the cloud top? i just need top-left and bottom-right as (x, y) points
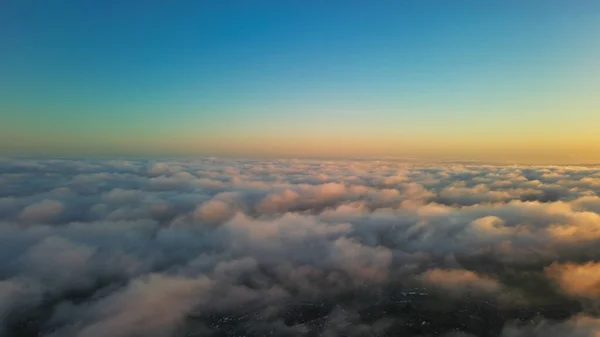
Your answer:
(1, 157), (600, 336)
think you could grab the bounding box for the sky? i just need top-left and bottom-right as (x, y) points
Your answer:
(1, 0), (599, 163)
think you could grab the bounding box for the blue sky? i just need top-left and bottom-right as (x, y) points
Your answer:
(1, 0), (599, 161)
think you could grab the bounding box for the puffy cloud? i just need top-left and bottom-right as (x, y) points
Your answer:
(147, 162), (182, 177)
(546, 262), (600, 299)
(193, 199), (235, 226)
(329, 237), (392, 283)
(21, 236), (96, 292)
(419, 269), (502, 295)
(53, 274), (213, 337)
(1, 158), (600, 336)
(18, 199), (64, 223)
(257, 188), (300, 213)
(102, 188), (141, 204)
(0, 279), (42, 321)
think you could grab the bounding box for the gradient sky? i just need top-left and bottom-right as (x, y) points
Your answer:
(1, 0), (599, 163)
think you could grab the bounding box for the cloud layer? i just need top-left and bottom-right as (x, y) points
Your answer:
(2, 157), (600, 336)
